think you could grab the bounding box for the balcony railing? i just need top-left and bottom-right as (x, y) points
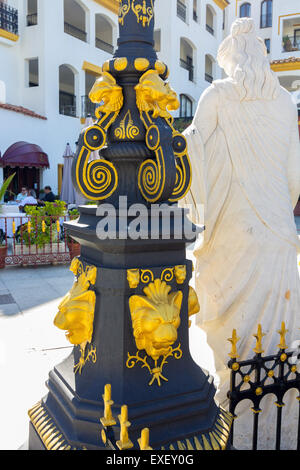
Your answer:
(0, 1), (18, 35)
(177, 0), (187, 23)
(260, 13), (272, 28)
(64, 22), (87, 42)
(95, 37), (114, 54)
(59, 92), (77, 118)
(205, 73), (213, 83)
(206, 24), (214, 35)
(282, 35), (300, 53)
(180, 59), (194, 82)
(27, 13), (37, 27)
(193, 10), (198, 22)
(81, 95), (97, 120)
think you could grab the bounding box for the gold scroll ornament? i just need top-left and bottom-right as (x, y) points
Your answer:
(74, 71), (123, 201)
(119, 0), (154, 28)
(127, 279), (183, 386)
(135, 70), (192, 203)
(54, 258), (97, 374)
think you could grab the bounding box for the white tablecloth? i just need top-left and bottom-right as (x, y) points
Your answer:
(1, 205), (20, 215)
(0, 214), (30, 238)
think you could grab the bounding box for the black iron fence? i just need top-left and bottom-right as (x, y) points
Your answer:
(206, 24), (214, 35)
(64, 22), (87, 42)
(227, 323), (300, 450)
(59, 91), (77, 118)
(180, 59), (194, 82)
(0, 1), (18, 35)
(95, 37), (114, 54)
(27, 13), (37, 27)
(177, 0), (186, 23)
(205, 72), (213, 83)
(81, 95), (97, 120)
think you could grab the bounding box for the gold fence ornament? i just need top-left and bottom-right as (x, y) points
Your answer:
(100, 384), (116, 427)
(253, 324), (265, 355)
(54, 259), (97, 374)
(116, 406), (134, 450)
(277, 322), (288, 350)
(228, 329), (240, 359)
(138, 428), (153, 450)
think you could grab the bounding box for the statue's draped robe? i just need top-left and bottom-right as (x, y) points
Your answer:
(183, 80), (300, 449)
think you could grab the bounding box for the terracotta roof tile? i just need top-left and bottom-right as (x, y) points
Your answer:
(0, 103), (47, 120)
(271, 56), (300, 65)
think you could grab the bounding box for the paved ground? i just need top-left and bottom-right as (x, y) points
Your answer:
(0, 246), (215, 450)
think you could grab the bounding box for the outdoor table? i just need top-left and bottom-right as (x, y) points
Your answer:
(1, 204), (20, 215)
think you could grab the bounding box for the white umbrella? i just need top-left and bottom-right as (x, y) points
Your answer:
(60, 143), (77, 205)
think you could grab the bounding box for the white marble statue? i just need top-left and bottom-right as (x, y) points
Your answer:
(183, 18), (300, 449)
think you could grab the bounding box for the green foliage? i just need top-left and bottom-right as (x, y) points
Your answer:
(0, 173), (15, 209)
(173, 118), (193, 133)
(20, 201), (66, 247)
(69, 208), (80, 219)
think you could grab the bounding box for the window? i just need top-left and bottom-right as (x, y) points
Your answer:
(27, 0), (38, 26)
(27, 58), (39, 87)
(64, 0), (87, 42)
(180, 95), (193, 118)
(193, 0), (198, 22)
(177, 0), (187, 23)
(264, 38), (271, 54)
(261, 0), (272, 28)
(95, 15), (114, 53)
(59, 65), (77, 117)
(240, 3), (251, 18)
(206, 5), (215, 35)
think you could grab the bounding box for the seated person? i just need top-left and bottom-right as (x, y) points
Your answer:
(38, 186), (55, 205)
(16, 187), (28, 203)
(19, 189), (38, 212)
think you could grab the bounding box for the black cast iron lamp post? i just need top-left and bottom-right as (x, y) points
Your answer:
(28, 0), (233, 450)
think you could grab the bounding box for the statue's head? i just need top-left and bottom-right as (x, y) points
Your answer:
(89, 72), (124, 114)
(129, 280), (183, 360)
(135, 70), (179, 119)
(217, 18), (280, 100)
(54, 260), (97, 346)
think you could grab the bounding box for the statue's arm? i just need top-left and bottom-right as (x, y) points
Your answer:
(287, 107), (300, 209)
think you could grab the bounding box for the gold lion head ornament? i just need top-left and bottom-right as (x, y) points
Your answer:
(54, 259), (97, 347)
(89, 71), (124, 115)
(135, 70), (180, 119)
(129, 279), (183, 361)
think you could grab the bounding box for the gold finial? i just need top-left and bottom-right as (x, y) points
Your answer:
(116, 405), (134, 450)
(253, 324), (265, 354)
(228, 329), (240, 359)
(138, 428), (153, 450)
(277, 322), (288, 350)
(100, 384), (116, 427)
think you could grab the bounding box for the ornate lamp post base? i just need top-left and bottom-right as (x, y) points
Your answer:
(28, 1), (233, 451)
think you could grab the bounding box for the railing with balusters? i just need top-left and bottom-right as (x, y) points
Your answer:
(0, 215), (80, 268)
(227, 323), (300, 450)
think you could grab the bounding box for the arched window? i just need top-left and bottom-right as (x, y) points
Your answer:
(180, 38), (196, 82)
(205, 54), (215, 83)
(261, 0), (272, 28)
(27, 0), (38, 26)
(206, 5), (216, 35)
(64, 0), (87, 42)
(59, 65), (77, 117)
(240, 3), (251, 18)
(95, 14), (114, 53)
(180, 95), (193, 118)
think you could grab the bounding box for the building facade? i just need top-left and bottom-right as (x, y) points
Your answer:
(0, 0), (299, 197)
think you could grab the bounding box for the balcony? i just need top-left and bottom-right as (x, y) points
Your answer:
(282, 35), (300, 53)
(27, 13), (37, 27)
(180, 59), (194, 82)
(64, 22), (87, 42)
(205, 73), (213, 83)
(59, 92), (77, 118)
(81, 95), (97, 120)
(177, 0), (187, 23)
(206, 24), (214, 35)
(95, 37), (114, 54)
(0, 1), (18, 36)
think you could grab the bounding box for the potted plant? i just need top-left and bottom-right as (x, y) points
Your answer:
(67, 208), (81, 259)
(0, 173), (15, 268)
(283, 35), (292, 52)
(14, 200), (67, 255)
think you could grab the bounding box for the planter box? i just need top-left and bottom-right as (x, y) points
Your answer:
(14, 243), (66, 255)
